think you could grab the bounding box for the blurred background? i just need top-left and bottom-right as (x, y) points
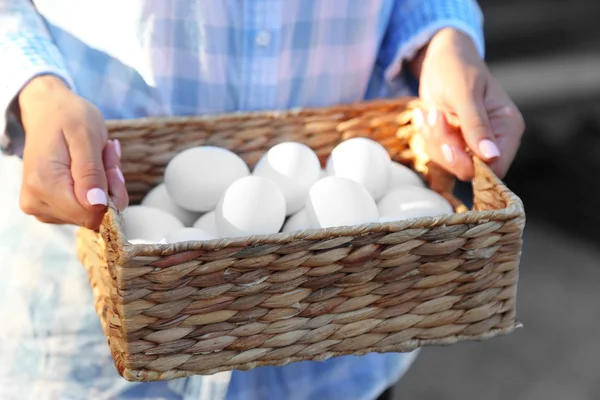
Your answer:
(394, 1), (600, 399)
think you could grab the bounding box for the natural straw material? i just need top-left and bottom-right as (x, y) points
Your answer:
(76, 97), (525, 382)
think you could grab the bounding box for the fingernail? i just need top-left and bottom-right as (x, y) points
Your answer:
(114, 139), (121, 158)
(428, 108), (437, 127)
(413, 108), (424, 128)
(479, 139), (500, 159)
(86, 188), (108, 206)
(116, 166), (125, 183)
(441, 144), (455, 164)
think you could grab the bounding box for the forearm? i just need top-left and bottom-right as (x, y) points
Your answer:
(408, 27), (483, 81)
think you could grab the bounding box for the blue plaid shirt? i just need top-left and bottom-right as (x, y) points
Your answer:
(0, 1), (484, 399)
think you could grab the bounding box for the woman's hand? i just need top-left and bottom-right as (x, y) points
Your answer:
(410, 28), (525, 181)
(17, 75), (128, 229)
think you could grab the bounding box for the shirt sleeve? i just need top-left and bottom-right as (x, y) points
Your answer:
(380, 0), (485, 82)
(0, 1), (75, 154)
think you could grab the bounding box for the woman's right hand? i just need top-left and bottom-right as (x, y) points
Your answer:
(17, 75), (128, 229)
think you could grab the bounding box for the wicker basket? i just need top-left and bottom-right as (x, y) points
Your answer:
(76, 97), (525, 382)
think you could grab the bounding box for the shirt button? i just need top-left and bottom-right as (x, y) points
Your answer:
(255, 30), (271, 47)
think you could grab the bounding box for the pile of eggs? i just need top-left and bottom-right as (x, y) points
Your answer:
(123, 138), (454, 244)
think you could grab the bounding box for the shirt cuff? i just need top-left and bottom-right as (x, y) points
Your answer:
(381, 0), (485, 82)
(0, 33), (74, 156)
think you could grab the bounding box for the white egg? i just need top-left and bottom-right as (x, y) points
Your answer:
(326, 137), (391, 201)
(388, 161), (425, 190)
(122, 205), (184, 242)
(281, 208), (312, 233)
(378, 216), (400, 223)
(306, 176), (379, 229)
(128, 238), (158, 245)
(215, 176), (286, 238)
(164, 146), (250, 212)
(253, 142), (321, 215)
(141, 183), (201, 226)
(377, 186), (454, 220)
(162, 227), (216, 243)
(192, 211), (218, 237)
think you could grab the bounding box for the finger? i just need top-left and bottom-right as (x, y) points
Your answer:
(106, 168), (129, 211)
(487, 104), (525, 178)
(109, 139), (122, 169)
(66, 124), (109, 212)
(419, 107), (475, 181)
(21, 103), (108, 229)
(18, 191), (67, 225)
(103, 141), (129, 211)
(35, 215), (65, 225)
(113, 139), (122, 160)
(454, 85), (501, 162)
(43, 132), (106, 229)
(21, 140), (86, 226)
(45, 166), (105, 229)
(19, 187), (50, 218)
(103, 140), (119, 172)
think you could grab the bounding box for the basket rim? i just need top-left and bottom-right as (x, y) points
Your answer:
(104, 97), (418, 128)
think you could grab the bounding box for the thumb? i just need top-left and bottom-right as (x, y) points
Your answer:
(454, 94), (501, 162)
(67, 127), (109, 211)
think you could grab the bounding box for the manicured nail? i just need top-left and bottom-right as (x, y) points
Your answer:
(86, 188), (108, 206)
(116, 166), (125, 183)
(479, 139), (500, 159)
(428, 108), (437, 127)
(413, 108), (424, 128)
(441, 144), (455, 164)
(114, 139), (121, 158)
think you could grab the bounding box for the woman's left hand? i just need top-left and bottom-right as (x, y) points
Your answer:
(410, 28), (525, 181)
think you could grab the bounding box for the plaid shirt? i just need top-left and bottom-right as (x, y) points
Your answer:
(0, 1), (484, 399)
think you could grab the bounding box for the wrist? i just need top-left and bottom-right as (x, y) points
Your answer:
(18, 74), (70, 107)
(407, 28), (481, 80)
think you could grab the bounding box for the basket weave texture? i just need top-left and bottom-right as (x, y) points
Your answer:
(76, 97), (525, 382)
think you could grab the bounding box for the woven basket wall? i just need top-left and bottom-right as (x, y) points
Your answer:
(76, 97), (525, 382)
